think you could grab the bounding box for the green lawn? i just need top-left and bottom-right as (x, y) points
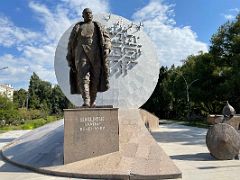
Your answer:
(0, 115), (62, 132)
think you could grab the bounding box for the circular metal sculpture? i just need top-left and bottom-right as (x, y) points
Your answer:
(54, 13), (159, 108)
(206, 123), (240, 160)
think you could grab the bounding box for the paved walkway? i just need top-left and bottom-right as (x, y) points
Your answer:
(0, 130), (75, 180)
(0, 121), (239, 180)
(153, 120), (240, 180)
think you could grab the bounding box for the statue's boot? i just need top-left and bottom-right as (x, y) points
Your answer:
(90, 94), (96, 108)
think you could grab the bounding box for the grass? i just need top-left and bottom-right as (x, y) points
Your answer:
(0, 115), (62, 132)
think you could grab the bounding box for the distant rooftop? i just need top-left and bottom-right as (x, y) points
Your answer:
(0, 84), (14, 89)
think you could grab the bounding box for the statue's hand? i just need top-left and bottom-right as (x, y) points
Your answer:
(70, 66), (76, 73)
(66, 53), (72, 61)
(66, 53), (76, 71)
(103, 49), (110, 58)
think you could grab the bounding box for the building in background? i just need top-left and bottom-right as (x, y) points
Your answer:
(0, 84), (14, 101)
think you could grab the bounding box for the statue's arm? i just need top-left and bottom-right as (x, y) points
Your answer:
(102, 27), (111, 51)
(66, 24), (80, 67)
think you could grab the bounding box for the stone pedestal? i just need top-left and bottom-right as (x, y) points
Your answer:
(64, 108), (119, 164)
(2, 109), (182, 179)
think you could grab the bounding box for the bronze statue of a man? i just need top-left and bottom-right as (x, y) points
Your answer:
(66, 8), (111, 107)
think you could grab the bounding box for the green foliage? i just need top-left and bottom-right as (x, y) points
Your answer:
(0, 115), (60, 130)
(0, 95), (16, 110)
(0, 96), (20, 125)
(143, 13), (240, 121)
(1, 72), (71, 130)
(142, 66), (173, 118)
(28, 73), (73, 114)
(18, 108), (42, 120)
(51, 85), (73, 114)
(28, 72), (52, 112)
(13, 88), (27, 108)
(209, 14), (240, 112)
(0, 103), (45, 127)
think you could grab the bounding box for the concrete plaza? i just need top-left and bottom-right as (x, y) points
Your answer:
(0, 120), (239, 180)
(153, 120), (240, 180)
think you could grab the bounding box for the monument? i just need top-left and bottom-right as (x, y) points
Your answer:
(66, 8), (111, 108)
(55, 10), (159, 108)
(1, 9), (182, 179)
(63, 8), (119, 164)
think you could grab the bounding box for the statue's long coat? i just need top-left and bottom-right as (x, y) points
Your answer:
(66, 21), (111, 94)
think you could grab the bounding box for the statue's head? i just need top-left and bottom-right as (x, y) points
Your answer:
(82, 8), (93, 22)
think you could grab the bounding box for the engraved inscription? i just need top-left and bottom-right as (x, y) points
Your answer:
(78, 116), (105, 132)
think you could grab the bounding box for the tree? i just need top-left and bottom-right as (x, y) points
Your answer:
(28, 73), (52, 112)
(142, 66), (173, 118)
(13, 88), (27, 108)
(143, 13), (240, 120)
(0, 96), (20, 125)
(28, 73), (41, 109)
(210, 14), (240, 112)
(28, 72), (73, 114)
(51, 85), (73, 114)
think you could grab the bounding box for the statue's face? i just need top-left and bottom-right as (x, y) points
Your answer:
(82, 9), (93, 22)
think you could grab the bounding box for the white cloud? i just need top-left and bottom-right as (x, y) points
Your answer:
(61, 0), (110, 16)
(222, 8), (239, 21)
(132, 0), (208, 67)
(223, 14), (235, 20)
(29, 2), (73, 43)
(0, 0), (109, 89)
(0, 53), (57, 90)
(29, 0), (109, 43)
(23, 44), (55, 66)
(0, 16), (40, 47)
(0, 0), (209, 89)
(0, 54), (33, 89)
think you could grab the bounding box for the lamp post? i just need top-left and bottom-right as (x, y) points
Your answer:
(26, 92), (29, 109)
(174, 71), (199, 119)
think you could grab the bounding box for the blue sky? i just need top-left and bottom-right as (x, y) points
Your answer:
(0, 0), (239, 90)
